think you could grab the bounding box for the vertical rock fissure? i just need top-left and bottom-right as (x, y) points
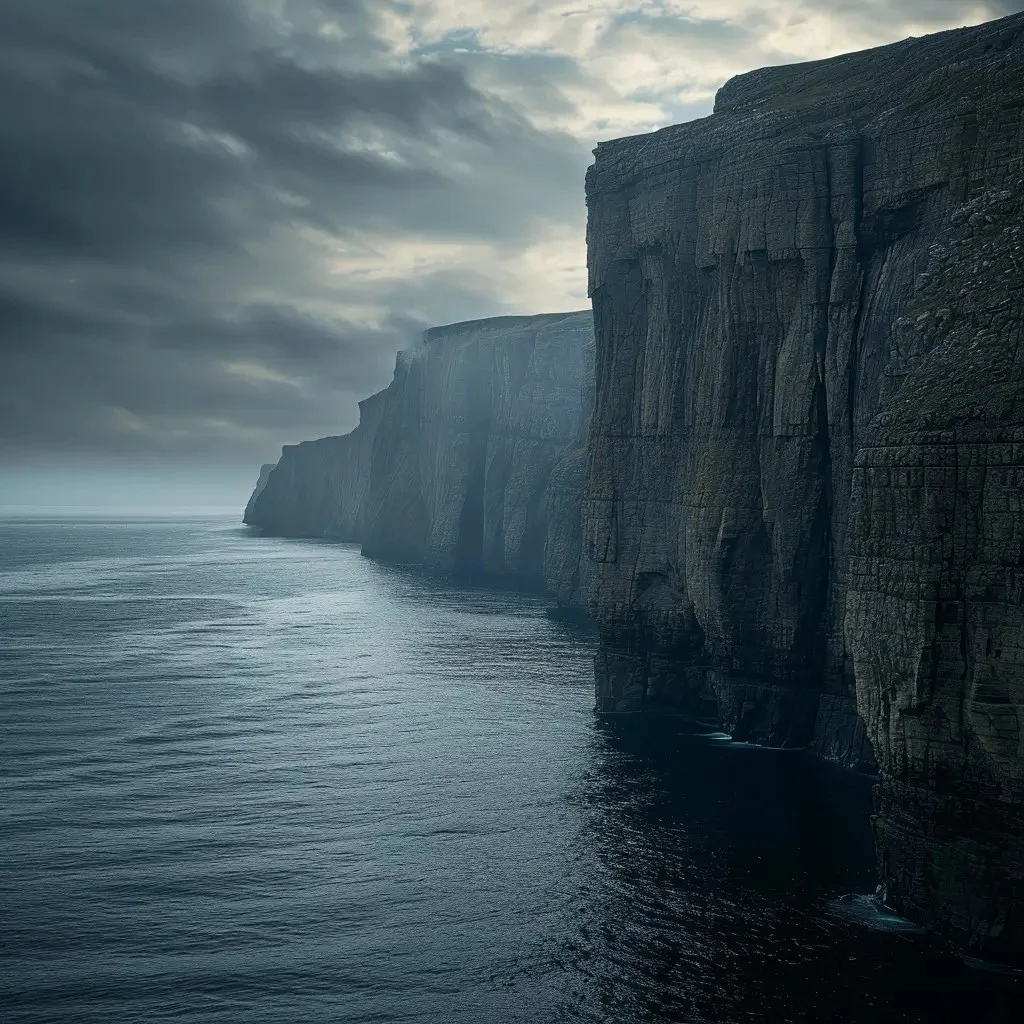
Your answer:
(845, 135), (867, 451)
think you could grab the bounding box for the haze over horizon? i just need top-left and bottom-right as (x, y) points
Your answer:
(2, 0), (1021, 510)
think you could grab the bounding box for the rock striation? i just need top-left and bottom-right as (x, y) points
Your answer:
(583, 13), (1024, 957)
(245, 312), (595, 602)
(847, 184), (1024, 959)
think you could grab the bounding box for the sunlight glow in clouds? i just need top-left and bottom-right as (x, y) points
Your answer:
(398, 1), (1008, 127)
(0, 0), (1019, 495)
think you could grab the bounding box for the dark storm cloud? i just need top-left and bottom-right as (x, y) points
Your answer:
(0, 279), (404, 454)
(0, 0), (589, 464)
(2, 0), (1020, 477)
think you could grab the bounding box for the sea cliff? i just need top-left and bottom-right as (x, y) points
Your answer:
(243, 389), (386, 540)
(583, 13), (1024, 958)
(246, 311), (595, 602)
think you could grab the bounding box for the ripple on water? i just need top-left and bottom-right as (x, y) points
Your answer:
(1, 516), (1020, 1023)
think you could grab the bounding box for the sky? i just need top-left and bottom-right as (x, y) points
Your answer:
(1, 0), (1021, 510)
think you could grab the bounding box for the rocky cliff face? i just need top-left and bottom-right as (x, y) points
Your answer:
(362, 312), (595, 600)
(243, 463), (276, 523)
(584, 13), (1024, 956)
(243, 388), (386, 539)
(246, 312), (595, 601)
(847, 184), (1024, 958)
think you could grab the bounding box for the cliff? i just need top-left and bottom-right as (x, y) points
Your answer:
(847, 184), (1024, 958)
(243, 463), (275, 523)
(243, 388), (386, 539)
(584, 12), (1024, 958)
(362, 311), (595, 600)
(246, 312), (595, 601)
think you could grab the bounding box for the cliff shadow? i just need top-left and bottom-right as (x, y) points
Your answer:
(551, 715), (1021, 1021)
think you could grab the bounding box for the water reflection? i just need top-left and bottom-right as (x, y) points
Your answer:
(557, 717), (1020, 1022)
(2, 517), (1020, 1024)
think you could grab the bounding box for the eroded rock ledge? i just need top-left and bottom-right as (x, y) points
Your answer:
(583, 13), (1024, 957)
(245, 311), (594, 604)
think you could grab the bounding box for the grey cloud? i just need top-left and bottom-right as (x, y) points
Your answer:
(773, 0), (1024, 40)
(0, 0), (588, 470)
(0, 290), (402, 454)
(2, 0), (1018, 483)
(818, 0), (1022, 17)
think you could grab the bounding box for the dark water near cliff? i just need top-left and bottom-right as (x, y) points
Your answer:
(1, 516), (1019, 1023)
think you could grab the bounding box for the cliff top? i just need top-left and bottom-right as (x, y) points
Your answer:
(358, 386), (390, 414)
(588, 10), (1024, 192)
(714, 12), (1024, 115)
(421, 309), (592, 345)
(280, 433), (351, 455)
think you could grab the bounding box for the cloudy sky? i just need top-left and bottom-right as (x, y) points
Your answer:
(1, 0), (1020, 509)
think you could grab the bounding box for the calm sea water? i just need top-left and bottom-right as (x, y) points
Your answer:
(1, 516), (1018, 1023)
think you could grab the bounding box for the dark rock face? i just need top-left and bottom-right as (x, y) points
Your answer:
(245, 312), (595, 601)
(243, 463), (276, 524)
(847, 185), (1024, 958)
(362, 311), (595, 600)
(243, 389), (386, 540)
(583, 13), (1024, 954)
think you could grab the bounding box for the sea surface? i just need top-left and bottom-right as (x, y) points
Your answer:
(1, 515), (1019, 1023)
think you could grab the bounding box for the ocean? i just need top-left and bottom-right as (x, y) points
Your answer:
(1, 515), (1018, 1022)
